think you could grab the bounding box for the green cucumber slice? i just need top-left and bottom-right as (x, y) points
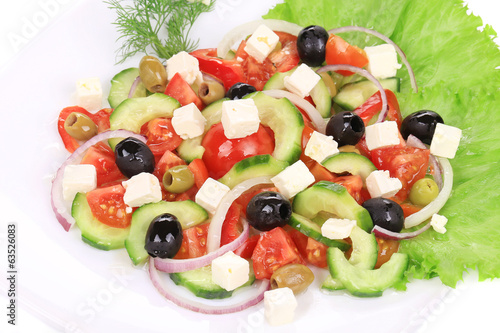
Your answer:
(72, 193), (130, 250)
(321, 152), (377, 182)
(108, 67), (148, 109)
(125, 200), (208, 265)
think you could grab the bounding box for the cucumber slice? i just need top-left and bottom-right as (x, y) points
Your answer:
(327, 247), (408, 297)
(125, 200), (208, 265)
(263, 68), (332, 118)
(170, 265), (255, 299)
(288, 213), (351, 250)
(108, 67), (148, 109)
(218, 154), (288, 188)
(72, 193), (130, 250)
(292, 181), (373, 232)
(333, 77), (401, 111)
(321, 152), (377, 182)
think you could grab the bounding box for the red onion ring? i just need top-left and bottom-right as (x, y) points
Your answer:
(316, 65), (388, 123)
(128, 76), (141, 99)
(372, 223), (432, 241)
(154, 220), (249, 273)
(406, 134), (443, 190)
(51, 130), (146, 231)
(327, 26), (418, 93)
(149, 257), (270, 314)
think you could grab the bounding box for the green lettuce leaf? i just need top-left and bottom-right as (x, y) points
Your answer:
(265, 0), (500, 287)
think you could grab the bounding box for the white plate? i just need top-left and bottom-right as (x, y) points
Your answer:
(0, 1), (499, 332)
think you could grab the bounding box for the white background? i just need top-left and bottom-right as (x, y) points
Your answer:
(0, 0), (499, 332)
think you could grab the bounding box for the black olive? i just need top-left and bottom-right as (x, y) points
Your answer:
(325, 111), (365, 146)
(246, 191), (292, 231)
(114, 137), (155, 178)
(226, 82), (257, 100)
(296, 25), (329, 67)
(362, 198), (404, 233)
(144, 213), (183, 259)
(400, 110), (444, 145)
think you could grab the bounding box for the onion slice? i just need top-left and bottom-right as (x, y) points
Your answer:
(404, 157), (453, 229)
(128, 76), (141, 99)
(217, 19), (303, 59)
(149, 257), (270, 314)
(262, 90), (327, 133)
(316, 64), (388, 123)
(327, 26), (418, 93)
(50, 130), (146, 231)
(406, 135), (443, 190)
(372, 223), (432, 241)
(154, 220), (249, 273)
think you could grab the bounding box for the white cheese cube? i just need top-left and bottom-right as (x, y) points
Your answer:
(195, 178), (230, 214)
(365, 121), (400, 150)
(366, 170), (402, 198)
(364, 44), (402, 79)
(321, 218), (357, 240)
(166, 51), (202, 85)
(271, 160), (315, 199)
(75, 77), (102, 111)
(304, 131), (339, 163)
(221, 99), (260, 139)
(430, 213), (448, 234)
(284, 64), (321, 98)
(264, 287), (298, 326)
(243, 24), (280, 63)
(211, 251), (250, 291)
(62, 164), (97, 201)
(171, 103), (207, 139)
(122, 172), (162, 208)
(430, 123), (462, 159)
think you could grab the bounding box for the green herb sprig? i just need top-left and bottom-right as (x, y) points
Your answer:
(105, 0), (214, 63)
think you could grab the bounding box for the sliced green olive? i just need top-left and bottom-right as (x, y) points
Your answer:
(270, 263), (314, 295)
(162, 165), (195, 193)
(198, 81), (225, 105)
(338, 145), (360, 154)
(409, 178), (439, 206)
(64, 112), (98, 141)
(139, 55), (168, 93)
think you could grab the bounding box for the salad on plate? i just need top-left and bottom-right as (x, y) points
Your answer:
(48, 0), (500, 328)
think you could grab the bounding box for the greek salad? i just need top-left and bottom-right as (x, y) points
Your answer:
(51, 17), (463, 325)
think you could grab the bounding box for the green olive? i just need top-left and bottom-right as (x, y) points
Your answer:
(338, 145), (360, 154)
(63, 112), (98, 141)
(162, 165), (195, 193)
(139, 55), (168, 93)
(270, 263), (314, 295)
(409, 178), (439, 206)
(198, 81), (225, 105)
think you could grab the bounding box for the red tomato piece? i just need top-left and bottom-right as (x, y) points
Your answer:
(252, 227), (304, 280)
(288, 229), (328, 268)
(187, 159), (209, 189)
(86, 184), (131, 228)
(92, 108), (113, 132)
(201, 122), (275, 179)
(173, 223), (210, 259)
(80, 142), (124, 187)
(164, 73), (204, 110)
(375, 237), (400, 269)
(371, 147), (430, 201)
(153, 150), (186, 182)
(234, 234), (260, 259)
(140, 118), (183, 157)
(399, 202), (422, 218)
(325, 34), (369, 76)
(333, 175), (364, 205)
(269, 32), (301, 73)
(220, 203), (242, 246)
(354, 90), (403, 128)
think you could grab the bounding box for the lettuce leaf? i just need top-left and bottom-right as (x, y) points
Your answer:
(265, 0), (500, 287)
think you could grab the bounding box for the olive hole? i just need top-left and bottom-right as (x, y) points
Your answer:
(66, 113), (78, 127)
(199, 83), (209, 98)
(351, 118), (364, 133)
(270, 277), (278, 290)
(163, 172), (173, 187)
(279, 205), (290, 219)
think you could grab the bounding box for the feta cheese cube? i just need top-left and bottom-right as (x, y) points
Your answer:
(321, 218), (357, 240)
(122, 172), (162, 207)
(211, 251), (250, 291)
(195, 178), (230, 214)
(171, 103), (206, 139)
(243, 24), (280, 63)
(284, 64), (321, 98)
(304, 131), (339, 163)
(366, 170), (402, 198)
(430, 213), (448, 234)
(221, 99), (260, 139)
(364, 44), (402, 79)
(430, 123), (462, 159)
(62, 164), (97, 201)
(166, 51), (202, 85)
(264, 287), (298, 326)
(75, 77), (102, 111)
(271, 160), (315, 199)
(365, 121), (400, 150)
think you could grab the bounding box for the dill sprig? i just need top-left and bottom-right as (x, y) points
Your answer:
(105, 0), (215, 63)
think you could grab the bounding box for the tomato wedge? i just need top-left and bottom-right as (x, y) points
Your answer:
(325, 34), (369, 76)
(80, 142), (124, 187)
(164, 73), (204, 110)
(173, 223), (210, 259)
(140, 118), (183, 157)
(86, 184), (132, 228)
(288, 229), (328, 268)
(187, 159), (209, 189)
(354, 89), (403, 128)
(220, 203), (242, 246)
